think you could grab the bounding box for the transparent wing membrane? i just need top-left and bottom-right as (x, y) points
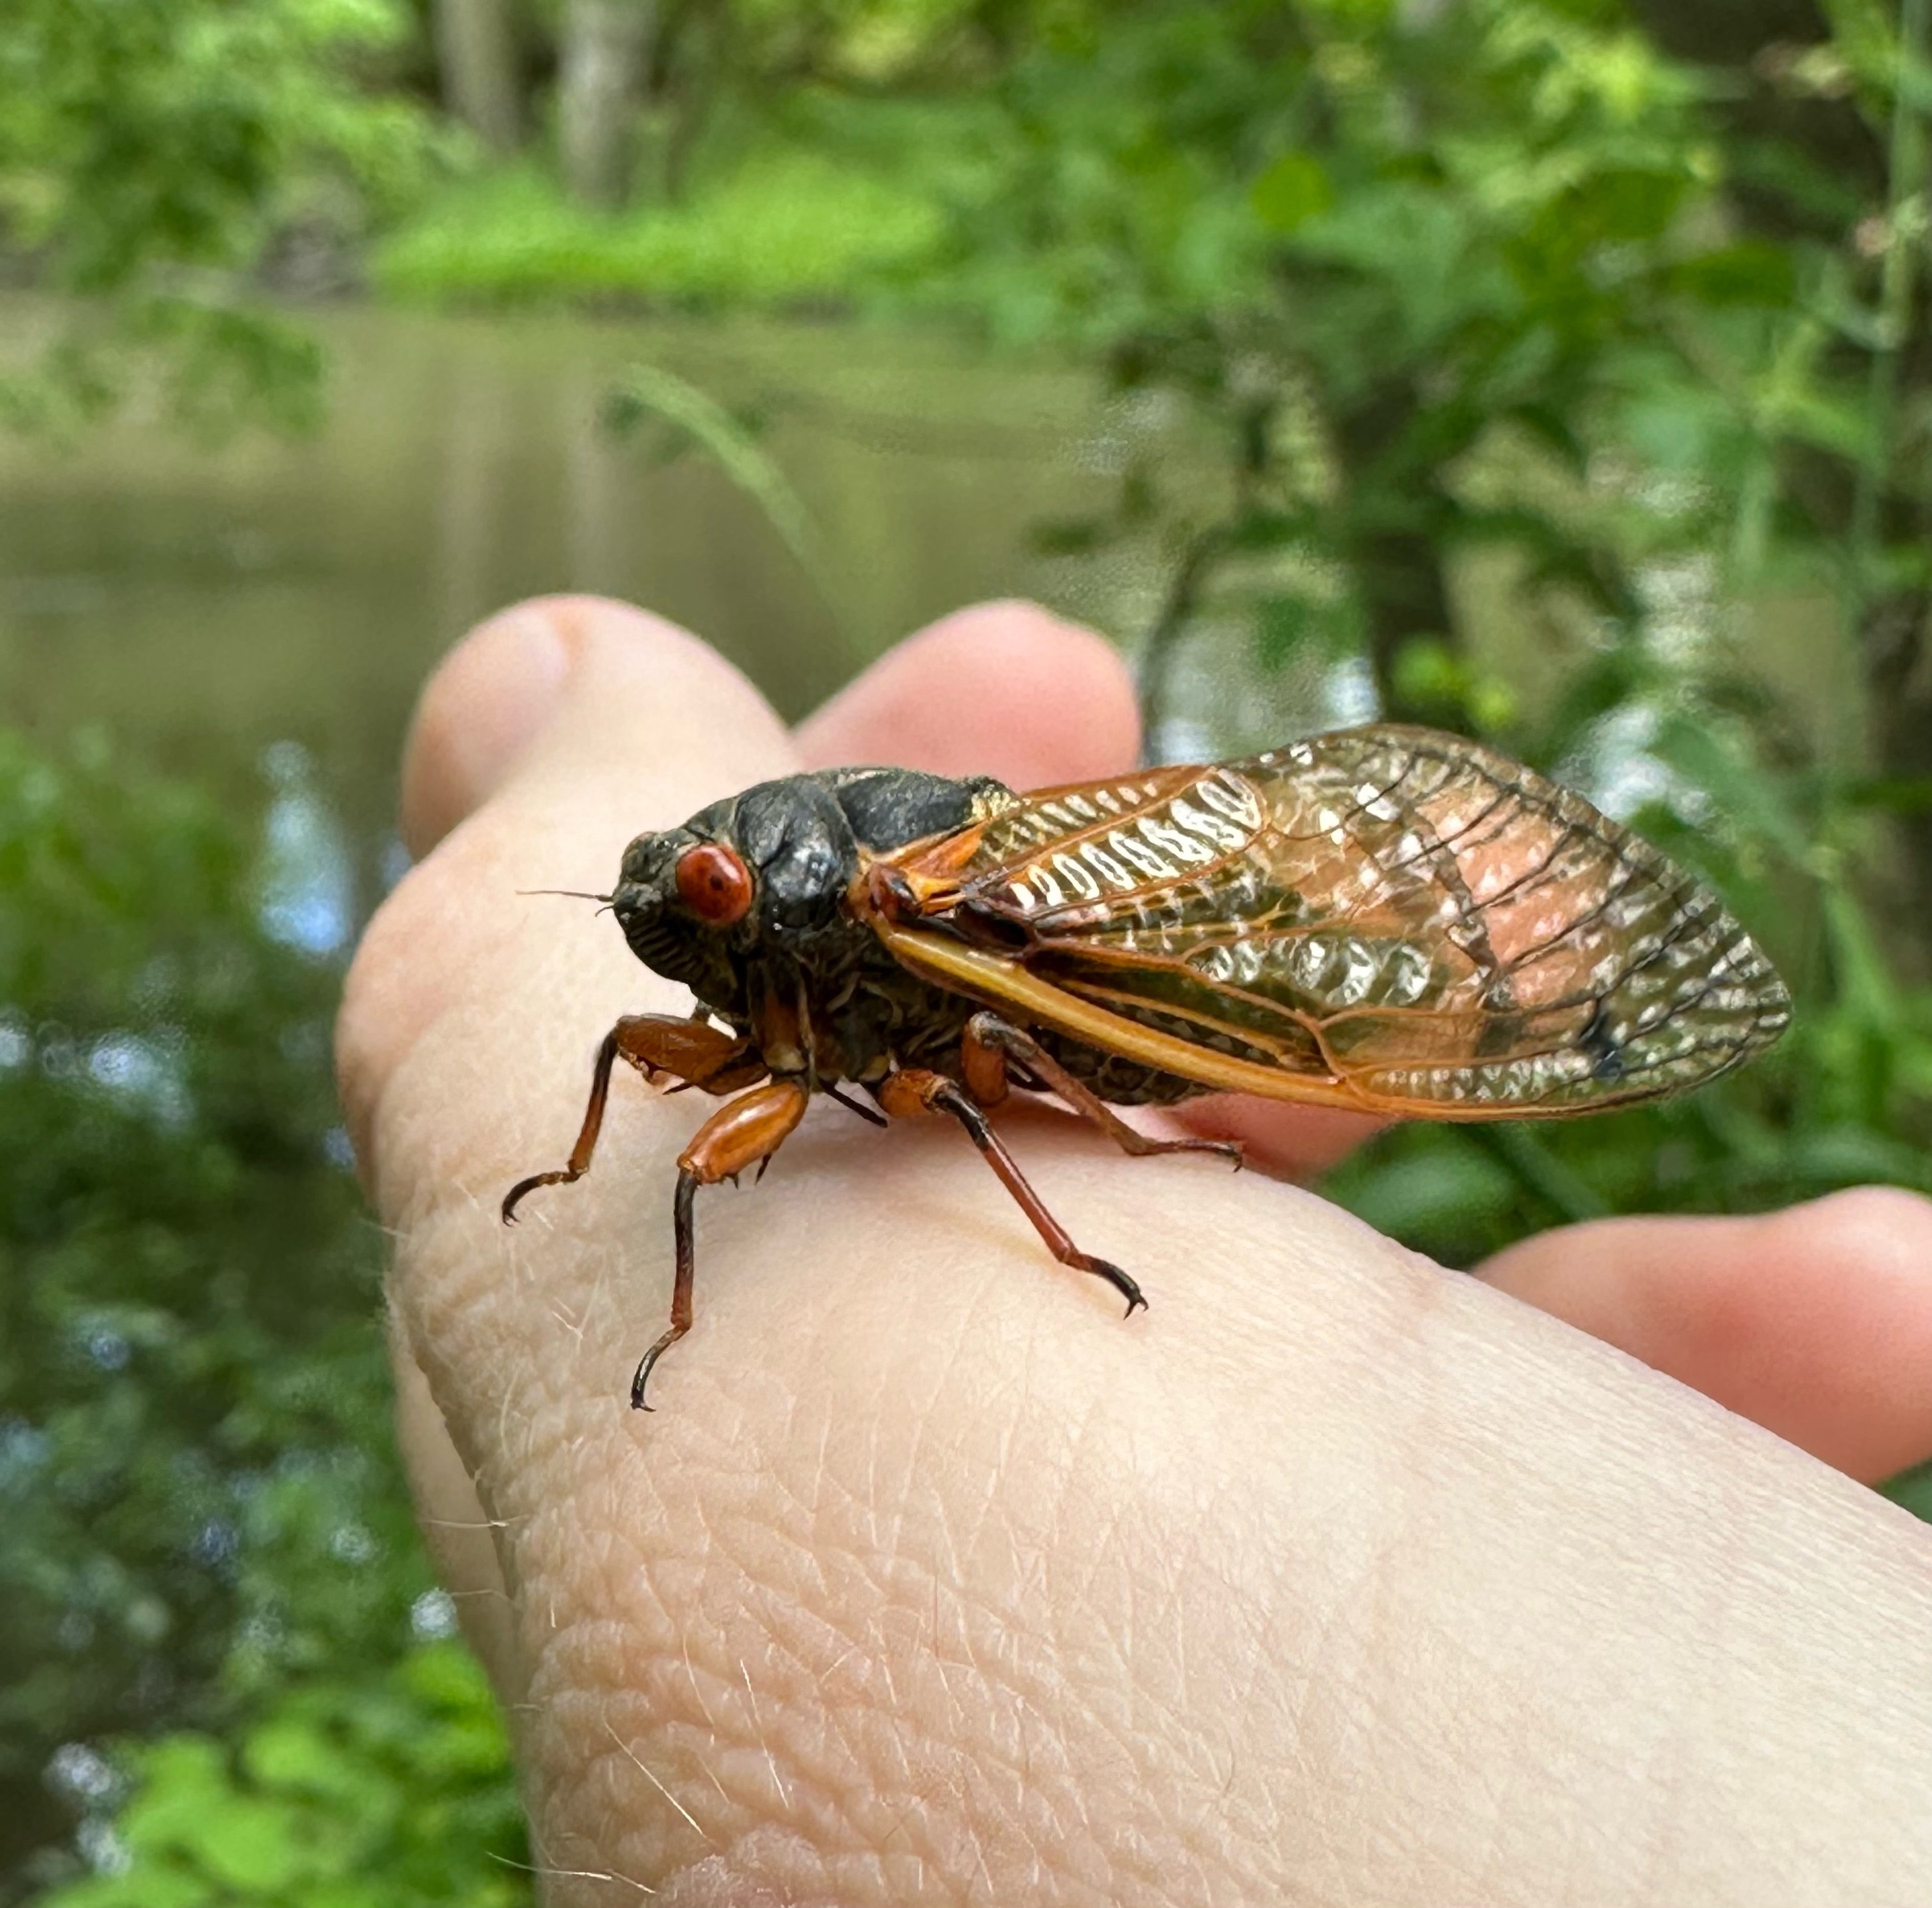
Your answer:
(884, 725), (1790, 1117)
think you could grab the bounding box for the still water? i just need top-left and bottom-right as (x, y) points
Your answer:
(0, 301), (1199, 942)
(1, 297), (1843, 955)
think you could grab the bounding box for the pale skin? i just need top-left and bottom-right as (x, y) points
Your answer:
(338, 596), (1932, 1907)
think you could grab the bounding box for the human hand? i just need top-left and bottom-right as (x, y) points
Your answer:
(339, 597), (1932, 1906)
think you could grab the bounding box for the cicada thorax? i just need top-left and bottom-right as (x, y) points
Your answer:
(879, 727), (1791, 1118)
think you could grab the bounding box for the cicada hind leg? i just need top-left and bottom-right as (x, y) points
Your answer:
(877, 1013), (1243, 1320)
(877, 1064), (1147, 1317)
(962, 1012), (1243, 1169)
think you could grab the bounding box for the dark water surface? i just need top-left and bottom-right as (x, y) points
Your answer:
(0, 296), (1847, 953)
(0, 300), (1173, 941)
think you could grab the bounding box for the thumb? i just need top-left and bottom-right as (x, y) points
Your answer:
(338, 594), (792, 1711)
(398, 593), (790, 862)
(397, 599), (571, 861)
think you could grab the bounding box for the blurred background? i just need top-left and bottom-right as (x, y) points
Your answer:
(4, 0), (1931, 1897)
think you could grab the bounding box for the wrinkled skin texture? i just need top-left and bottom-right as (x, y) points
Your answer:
(340, 597), (1932, 1907)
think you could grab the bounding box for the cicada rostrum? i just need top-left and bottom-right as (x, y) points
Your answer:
(503, 724), (1791, 1407)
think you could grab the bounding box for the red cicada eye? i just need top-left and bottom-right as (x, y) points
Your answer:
(675, 842), (753, 925)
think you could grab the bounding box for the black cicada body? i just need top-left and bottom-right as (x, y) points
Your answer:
(504, 726), (1791, 1405)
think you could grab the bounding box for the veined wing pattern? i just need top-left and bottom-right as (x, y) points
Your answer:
(889, 726), (1791, 1115)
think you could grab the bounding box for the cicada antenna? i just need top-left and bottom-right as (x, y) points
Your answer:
(518, 887), (616, 917)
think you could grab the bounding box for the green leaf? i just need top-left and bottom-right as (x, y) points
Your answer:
(1668, 241), (1799, 309)
(605, 362), (843, 639)
(35, 1865), (212, 1908)
(187, 1795), (311, 1892)
(1880, 1459), (1932, 1521)
(117, 1742), (233, 1849)
(244, 1717), (372, 1805)
(399, 1637), (499, 1711)
(1329, 1133), (1519, 1261)
(1250, 151), (1333, 234)
(1569, 166), (1689, 244)
(111, 1737), (311, 1891)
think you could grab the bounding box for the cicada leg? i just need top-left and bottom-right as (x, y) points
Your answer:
(963, 1011), (1243, 1167)
(877, 1067), (1146, 1318)
(632, 1079), (809, 1410)
(501, 1013), (765, 1223)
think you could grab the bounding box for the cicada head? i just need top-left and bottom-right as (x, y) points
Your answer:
(608, 827), (731, 999)
(611, 775), (871, 1009)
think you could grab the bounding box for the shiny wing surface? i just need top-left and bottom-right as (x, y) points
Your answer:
(884, 726), (1791, 1115)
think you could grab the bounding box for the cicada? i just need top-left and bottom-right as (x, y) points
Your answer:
(503, 724), (1790, 1407)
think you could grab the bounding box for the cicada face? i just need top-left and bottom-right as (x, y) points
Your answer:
(609, 823), (737, 1003)
(610, 777), (855, 1009)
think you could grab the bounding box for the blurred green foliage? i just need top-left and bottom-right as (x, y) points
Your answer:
(35, 1645), (523, 1908)
(0, 0), (440, 431)
(373, 145), (943, 307)
(933, 0), (1923, 724)
(899, 0), (1932, 1279)
(0, 735), (523, 1901)
(1887, 1457), (1932, 1519)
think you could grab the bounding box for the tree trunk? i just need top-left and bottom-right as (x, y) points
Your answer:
(559, 0), (658, 211)
(1332, 378), (1459, 725)
(659, 0), (727, 204)
(1354, 523), (1457, 725)
(433, 0), (523, 155)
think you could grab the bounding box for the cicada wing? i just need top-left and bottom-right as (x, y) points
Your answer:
(882, 725), (1791, 1116)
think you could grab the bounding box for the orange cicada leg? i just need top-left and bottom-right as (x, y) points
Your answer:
(878, 1065), (1146, 1319)
(631, 1078), (810, 1410)
(501, 1014), (765, 1224)
(959, 1017), (1011, 1108)
(962, 1011), (1243, 1167)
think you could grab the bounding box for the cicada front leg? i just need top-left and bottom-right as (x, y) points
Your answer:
(501, 1013), (765, 1223)
(877, 1065), (1146, 1318)
(962, 1011), (1243, 1168)
(629, 1078), (810, 1410)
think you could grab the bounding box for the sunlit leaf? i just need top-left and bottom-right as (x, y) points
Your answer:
(1250, 151), (1333, 233)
